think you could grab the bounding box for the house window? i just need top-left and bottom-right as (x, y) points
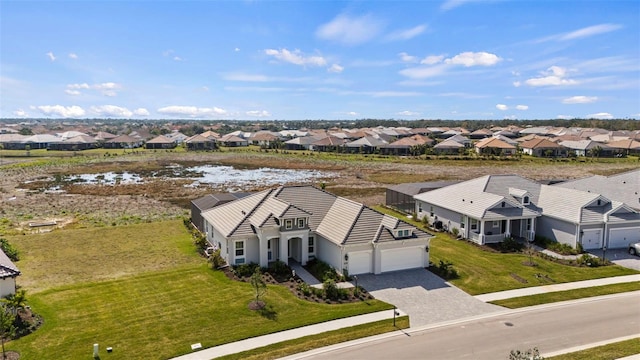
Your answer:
(461, 215), (466, 229)
(297, 218), (305, 228)
(418, 203), (423, 213)
(308, 236), (315, 255)
(597, 199), (601, 206)
(501, 201), (505, 208)
(430, 206), (434, 217)
(526, 219), (532, 231)
(285, 219), (293, 229)
(267, 239), (273, 261)
(470, 219), (478, 230)
(234, 240), (245, 264)
(492, 221), (499, 228)
(523, 196), (530, 205)
(398, 229), (411, 238)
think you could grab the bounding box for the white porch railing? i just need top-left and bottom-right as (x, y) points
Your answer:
(484, 233), (507, 243)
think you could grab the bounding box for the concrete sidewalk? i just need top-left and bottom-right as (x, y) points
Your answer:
(169, 309), (405, 360)
(475, 274), (640, 302)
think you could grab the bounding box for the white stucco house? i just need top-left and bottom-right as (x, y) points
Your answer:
(201, 185), (432, 275)
(0, 249), (20, 298)
(414, 174), (640, 250)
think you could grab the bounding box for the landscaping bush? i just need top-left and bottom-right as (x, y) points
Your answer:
(0, 238), (19, 262)
(208, 249), (226, 270)
(430, 260), (459, 280)
(306, 258), (340, 282)
(268, 260), (291, 277)
(234, 262), (260, 278)
(297, 282), (312, 297)
(577, 254), (605, 267)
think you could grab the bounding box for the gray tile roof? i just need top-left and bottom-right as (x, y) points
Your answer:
(388, 181), (462, 196)
(555, 169), (640, 210)
(202, 185), (432, 246)
(0, 249), (20, 279)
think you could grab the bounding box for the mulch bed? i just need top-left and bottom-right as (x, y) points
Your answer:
(1, 351), (19, 360)
(223, 268), (374, 304)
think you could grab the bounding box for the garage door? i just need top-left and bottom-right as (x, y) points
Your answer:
(381, 247), (423, 273)
(609, 228), (640, 249)
(348, 251), (372, 275)
(582, 230), (602, 250)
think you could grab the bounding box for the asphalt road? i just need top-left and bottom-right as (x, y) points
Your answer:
(297, 292), (640, 360)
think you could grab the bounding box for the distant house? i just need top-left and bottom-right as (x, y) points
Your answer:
(218, 134), (248, 147)
(284, 136), (318, 151)
(250, 132), (281, 147)
(312, 135), (345, 152)
(475, 137), (516, 156)
(606, 139), (640, 156)
(185, 134), (216, 151)
(0, 249), (20, 298)
(104, 135), (144, 149)
(520, 138), (567, 157)
(344, 136), (387, 154)
(379, 135), (434, 156)
(559, 140), (615, 157)
(201, 185), (432, 274)
(433, 138), (466, 155)
(469, 128), (493, 139)
(48, 135), (98, 151)
(146, 135), (177, 149)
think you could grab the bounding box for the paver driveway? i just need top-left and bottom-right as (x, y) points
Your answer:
(355, 268), (502, 327)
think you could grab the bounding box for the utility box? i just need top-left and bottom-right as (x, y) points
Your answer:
(93, 343), (99, 358)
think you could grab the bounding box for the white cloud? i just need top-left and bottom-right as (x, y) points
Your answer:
(246, 110), (271, 117)
(513, 81), (522, 87)
(67, 83), (90, 89)
(562, 96), (598, 104)
(315, 13), (384, 45)
(173, 56), (183, 61)
(46, 51), (56, 61)
(516, 105), (528, 110)
(441, 0), (481, 11)
(36, 105), (86, 118)
(525, 66), (578, 86)
(224, 73), (270, 82)
(385, 24), (427, 41)
(398, 52), (418, 63)
(399, 64), (450, 79)
(91, 105), (133, 118)
(420, 55), (445, 65)
(560, 23), (622, 41)
(68, 53), (78, 59)
(13, 109), (27, 117)
(157, 106), (227, 117)
(264, 48), (327, 67)
(444, 52), (501, 67)
(586, 112), (613, 119)
(496, 104), (508, 111)
(201, 86), (210, 92)
(133, 108), (150, 116)
(557, 115), (574, 120)
(327, 64), (344, 73)
(234, 47), (240, 52)
(347, 111), (359, 116)
(65, 89), (81, 96)
(397, 110), (420, 116)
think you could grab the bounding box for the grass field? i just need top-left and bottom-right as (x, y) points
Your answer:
(549, 338), (640, 360)
(491, 283), (640, 308)
(7, 221), (392, 360)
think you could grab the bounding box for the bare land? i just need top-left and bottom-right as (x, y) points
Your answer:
(0, 150), (637, 234)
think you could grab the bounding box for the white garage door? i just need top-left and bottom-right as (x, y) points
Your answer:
(381, 247), (423, 273)
(609, 228), (640, 249)
(348, 251), (372, 275)
(582, 230), (602, 250)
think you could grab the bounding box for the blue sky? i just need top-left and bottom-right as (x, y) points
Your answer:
(1, 0), (639, 121)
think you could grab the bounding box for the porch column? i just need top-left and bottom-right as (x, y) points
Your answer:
(301, 235), (309, 266)
(479, 221), (485, 244)
(279, 237), (288, 264)
(259, 237), (268, 268)
(505, 220), (511, 239)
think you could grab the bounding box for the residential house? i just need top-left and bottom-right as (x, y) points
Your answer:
(475, 137), (517, 156)
(311, 135), (345, 152)
(201, 185), (432, 275)
(104, 135), (144, 149)
(469, 128), (493, 139)
(433, 138), (466, 155)
(606, 139), (640, 156)
(146, 135), (177, 149)
(520, 138), (567, 157)
(379, 134), (433, 156)
(191, 192), (253, 233)
(218, 134), (248, 147)
(250, 131), (281, 147)
(0, 249), (20, 298)
(414, 174), (640, 249)
(386, 181), (461, 214)
(48, 135), (98, 151)
(185, 134), (216, 151)
(555, 169), (640, 211)
(344, 136), (387, 154)
(560, 140), (615, 157)
(284, 136), (319, 151)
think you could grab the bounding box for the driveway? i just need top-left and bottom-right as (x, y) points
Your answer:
(355, 269), (502, 327)
(588, 248), (640, 271)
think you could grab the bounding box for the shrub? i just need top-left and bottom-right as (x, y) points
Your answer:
(495, 237), (523, 253)
(431, 260), (459, 280)
(0, 239), (19, 262)
(297, 283), (312, 297)
(323, 279), (339, 300)
(451, 227), (459, 238)
(268, 260), (291, 277)
(306, 259), (340, 282)
(577, 254), (604, 267)
(234, 262), (260, 278)
(208, 249), (226, 270)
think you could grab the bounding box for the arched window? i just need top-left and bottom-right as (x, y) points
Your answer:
(523, 196), (530, 205)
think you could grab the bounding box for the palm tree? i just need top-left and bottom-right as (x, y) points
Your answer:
(2, 289), (27, 316)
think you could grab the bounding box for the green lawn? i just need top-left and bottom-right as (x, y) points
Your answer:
(217, 317), (410, 360)
(374, 206), (639, 295)
(7, 221), (391, 360)
(491, 283), (640, 308)
(549, 338), (640, 360)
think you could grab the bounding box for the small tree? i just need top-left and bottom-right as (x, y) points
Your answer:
(0, 305), (15, 360)
(2, 289), (27, 316)
(249, 268), (267, 308)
